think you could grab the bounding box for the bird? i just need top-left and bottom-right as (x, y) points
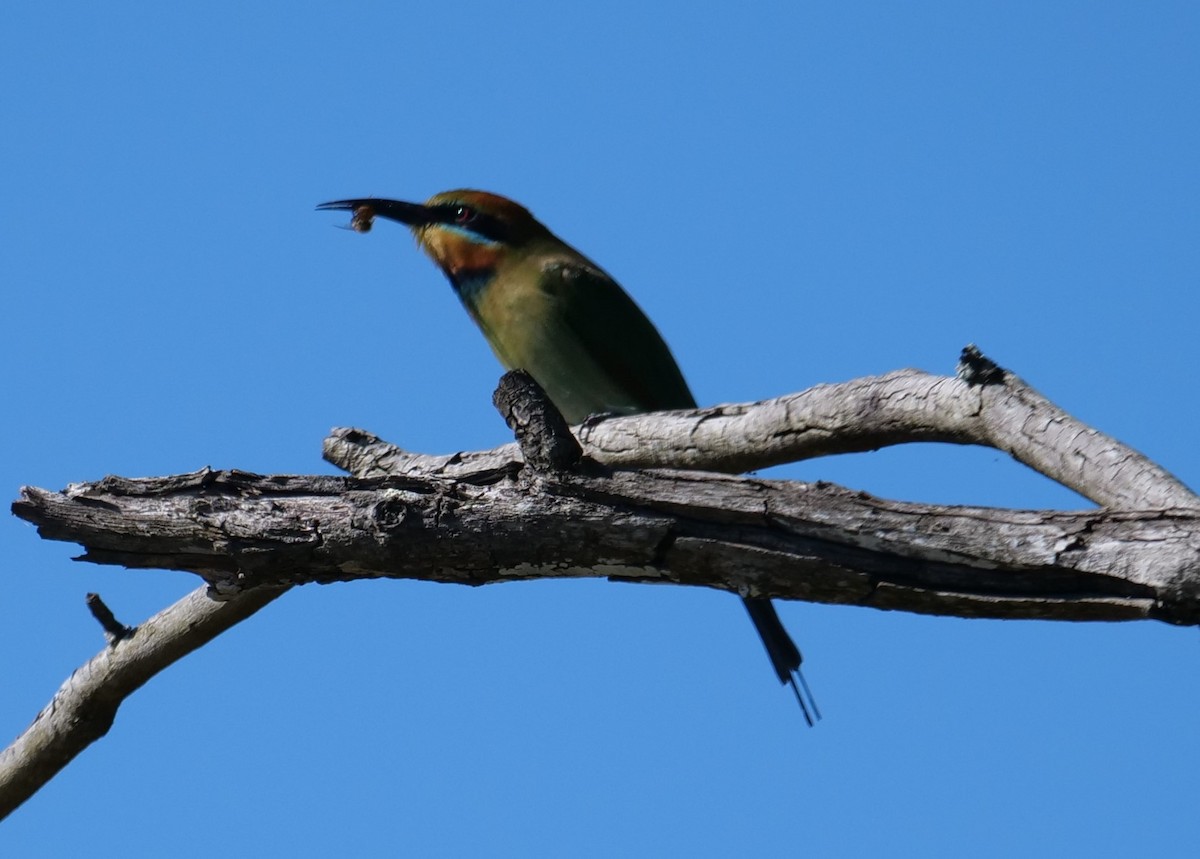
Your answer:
(318, 190), (820, 724)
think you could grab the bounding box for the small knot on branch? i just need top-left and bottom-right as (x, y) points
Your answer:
(957, 344), (1008, 386)
(492, 370), (582, 473)
(86, 593), (133, 645)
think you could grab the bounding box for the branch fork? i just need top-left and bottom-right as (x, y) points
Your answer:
(5, 347), (1199, 818)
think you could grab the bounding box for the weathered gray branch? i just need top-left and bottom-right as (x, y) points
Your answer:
(6, 353), (1199, 819)
(0, 584), (286, 819)
(11, 465), (1200, 624)
(327, 356), (1198, 512)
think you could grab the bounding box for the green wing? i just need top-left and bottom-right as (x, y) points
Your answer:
(519, 260), (697, 423)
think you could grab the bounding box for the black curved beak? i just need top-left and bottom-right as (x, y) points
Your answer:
(316, 197), (434, 227)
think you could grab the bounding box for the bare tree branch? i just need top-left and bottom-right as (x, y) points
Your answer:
(0, 585), (287, 819)
(11, 465), (1200, 623)
(326, 356), (1198, 512)
(7, 352), (1199, 819)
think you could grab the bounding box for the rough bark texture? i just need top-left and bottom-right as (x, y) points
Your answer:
(325, 360), (1198, 512)
(11, 468), (1200, 623)
(5, 352), (1200, 818)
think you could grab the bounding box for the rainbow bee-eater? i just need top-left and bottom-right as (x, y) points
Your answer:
(318, 190), (820, 723)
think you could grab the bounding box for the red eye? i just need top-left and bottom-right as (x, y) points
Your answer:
(455, 206), (475, 224)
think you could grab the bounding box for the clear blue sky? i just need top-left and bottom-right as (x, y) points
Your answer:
(3, 3), (1199, 855)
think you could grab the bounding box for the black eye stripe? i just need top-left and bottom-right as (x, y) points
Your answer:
(432, 204), (511, 243)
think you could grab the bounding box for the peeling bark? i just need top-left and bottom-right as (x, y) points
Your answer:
(5, 352), (1199, 818)
(11, 467), (1200, 623)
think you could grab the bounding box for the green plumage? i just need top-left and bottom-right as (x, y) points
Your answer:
(469, 252), (695, 424)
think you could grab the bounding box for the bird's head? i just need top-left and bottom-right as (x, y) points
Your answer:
(318, 190), (551, 290)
